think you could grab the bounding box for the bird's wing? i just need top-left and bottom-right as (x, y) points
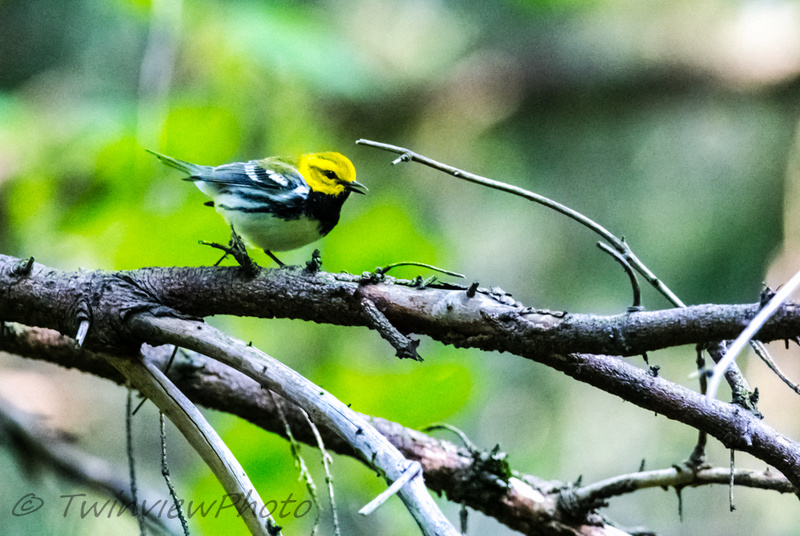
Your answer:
(189, 158), (305, 191)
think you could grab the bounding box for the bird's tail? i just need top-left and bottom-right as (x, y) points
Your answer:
(146, 149), (208, 177)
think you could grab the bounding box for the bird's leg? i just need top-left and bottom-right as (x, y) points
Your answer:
(199, 227), (258, 276)
(227, 228), (258, 275)
(305, 249), (322, 272)
(212, 250), (229, 267)
(264, 250), (286, 267)
(198, 239), (232, 264)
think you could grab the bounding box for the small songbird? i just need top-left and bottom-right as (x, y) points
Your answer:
(148, 150), (367, 265)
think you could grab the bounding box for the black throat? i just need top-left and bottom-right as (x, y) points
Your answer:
(305, 190), (350, 237)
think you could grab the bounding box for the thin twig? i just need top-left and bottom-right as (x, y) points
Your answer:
(360, 298), (421, 360)
(707, 268), (800, 400)
(597, 242), (641, 309)
(356, 139), (684, 307)
(359, 461), (422, 516)
(688, 348), (709, 468)
(127, 388), (146, 536)
(750, 339), (800, 395)
(424, 423), (478, 451)
(573, 465), (794, 504)
(160, 413), (190, 535)
(729, 449), (736, 512)
(111, 353), (281, 536)
(133, 345), (180, 416)
(128, 314), (458, 536)
(269, 391), (322, 533)
(302, 410), (341, 536)
(375, 261), (465, 279)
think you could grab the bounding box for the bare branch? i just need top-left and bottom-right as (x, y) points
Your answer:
(6, 323), (800, 534)
(355, 140), (762, 405)
(126, 314), (458, 536)
(4, 255), (800, 358)
(573, 466), (793, 504)
(110, 350), (281, 536)
(355, 139), (684, 308)
(3, 323), (635, 535)
(2, 255), (800, 491)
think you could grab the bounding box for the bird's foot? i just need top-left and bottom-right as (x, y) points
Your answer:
(200, 228), (259, 277)
(305, 249), (322, 273)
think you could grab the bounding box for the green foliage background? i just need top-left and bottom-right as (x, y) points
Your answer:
(1, 0), (799, 534)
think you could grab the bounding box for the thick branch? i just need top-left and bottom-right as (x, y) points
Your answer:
(2, 255), (799, 358)
(2, 255), (800, 501)
(2, 324), (628, 535)
(5, 324), (800, 535)
(537, 352), (800, 490)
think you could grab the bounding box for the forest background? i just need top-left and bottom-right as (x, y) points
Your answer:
(2, 0), (800, 534)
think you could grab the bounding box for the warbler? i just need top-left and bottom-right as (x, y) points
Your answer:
(148, 150), (367, 265)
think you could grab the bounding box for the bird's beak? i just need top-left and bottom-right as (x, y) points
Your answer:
(345, 180), (368, 194)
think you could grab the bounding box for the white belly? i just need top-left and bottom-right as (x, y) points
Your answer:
(219, 208), (322, 252)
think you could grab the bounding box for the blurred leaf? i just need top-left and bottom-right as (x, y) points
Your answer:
(315, 359), (473, 428)
(190, 415), (316, 535)
(158, 104), (242, 162)
(222, 2), (374, 99)
(323, 200), (443, 274)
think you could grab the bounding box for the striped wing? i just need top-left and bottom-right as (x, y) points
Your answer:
(193, 158), (306, 191)
(192, 158), (311, 219)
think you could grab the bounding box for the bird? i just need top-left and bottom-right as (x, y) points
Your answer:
(148, 150), (367, 266)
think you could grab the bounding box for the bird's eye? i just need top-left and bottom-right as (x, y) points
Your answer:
(322, 169), (339, 180)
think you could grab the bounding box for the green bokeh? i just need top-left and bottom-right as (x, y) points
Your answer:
(1, 0), (799, 534)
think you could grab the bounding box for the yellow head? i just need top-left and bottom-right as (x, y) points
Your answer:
(297, 152), (366, 196)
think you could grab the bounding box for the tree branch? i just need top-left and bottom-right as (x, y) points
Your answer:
(3, 255), (800, 358)
(3, 253), (800, 530)
(109, 350), (281, 536)
(3, 323), (636, 535)
(126, 313), (457, 536)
